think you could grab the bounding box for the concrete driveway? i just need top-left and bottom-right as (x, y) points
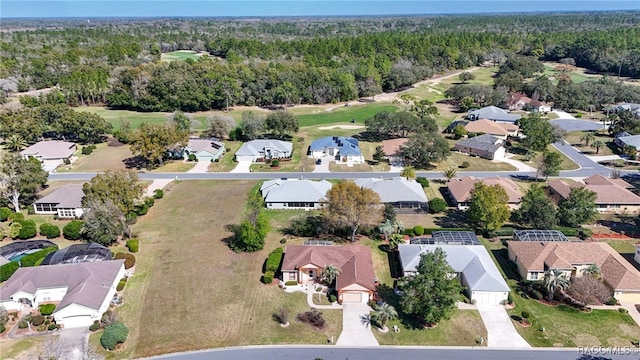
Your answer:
(188, 160), (210, 173)
(336, 303), (379, 346)
(477, 304), (530, 348)
(57, 327), (90, 360)
(230, 161), (252, 173)
(312, 157), (332, 173)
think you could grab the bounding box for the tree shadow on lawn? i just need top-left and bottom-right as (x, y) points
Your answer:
(376, 283), (425, 330)
(489, 247), (521, 282)
(378, 246), (403, 279)
(433, 209), (468, 228)
(122, 155), (148, 170)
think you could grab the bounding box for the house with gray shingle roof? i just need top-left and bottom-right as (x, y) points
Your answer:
(235, 139), (292, 162)
(355, 177), (428, 212)
(309, 136), (365, 165)
(468, 106), (521, 123)
(454, 134), (506, 160)
(260, 179), (332, 210)
(614, 132), (640, 151)
(0, 260), (125, 328)
(399, 244), (510, 305)
(20, 140), (77, 161)
(33, 184), (86, 219)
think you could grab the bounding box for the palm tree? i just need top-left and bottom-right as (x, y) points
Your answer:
(388, 233), (404, 251)
(4, 135), (27, 152)
(322, 264), (341, 287)
(542, 268), (570, 301)
(443, 167), (457, 181)
(581, 264), (602, 280)
(401, 166), (416, 180)
(371, 303), (398, 331)
(378, 220), (395, 241)
(590, 140), (605, 154)
(580, 133), (595, 146)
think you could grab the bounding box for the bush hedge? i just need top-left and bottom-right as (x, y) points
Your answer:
(63, 220), (84, 240)
(0, 207), (11, 222)
(554, 226), (578, 237)
(521, 311), (530, 319)
(126, 239), (139, 253)
(413, 225), (424, 236)
(0, 262), (19, 282)
(135, 204), (148, 216)
(328, 294), (337, 303)
(459, 161), (470, 169)
(20, 246), (58, 267)
(100, 322), (129, 350)
(429, 198), (447, 213)
(17, 220), (37, 239)
(47, 323), (57, 331)
(116, 278), (127, 291)
(422, 228), (472, 235)
(40, 223), (61, 239)
(265, 247), (283, 272)
(531, 290), (544, 300)
(416, 177), (430, 188)
(114, 253), (136, 269)
(90, 321), (101, 332)
(31, 314), (45, 326)
(18, 320), (27, 329)
(0, 324), (5, 333)
(285, 280), (298, 286)
(263, 271), (274, 284)
(9, 212), (24, 222)
(144, 197), (155, 207)
(81, 146), (94, 155)
(271, 159), (280, 167)
(487, 227), (516, 237)
(153, 189), (164, 199)
(578, 228), (593, 239)
(39, 304), (56, 316)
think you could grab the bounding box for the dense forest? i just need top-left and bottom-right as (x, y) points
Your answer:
(1, 12), (640, 111)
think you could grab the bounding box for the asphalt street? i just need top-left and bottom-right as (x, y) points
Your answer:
(147, 346), (634, 360)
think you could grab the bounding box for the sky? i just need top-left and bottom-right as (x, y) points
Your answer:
(2, 0), (640, 18)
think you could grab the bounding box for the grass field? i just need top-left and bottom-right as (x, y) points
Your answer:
(481, 238), (640, 347)
(296, 103), (397, 127)
(208, 142), (242, 172)
(160, 50), (209, 62)
(56, 142), (133, 172)
(150, 161), (195, 172)
(432, 152), (516, 172)
(88, 181), (341, 358)
(564, 131), (616, 156)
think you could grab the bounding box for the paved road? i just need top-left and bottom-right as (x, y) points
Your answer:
(147, 346), (630, 360)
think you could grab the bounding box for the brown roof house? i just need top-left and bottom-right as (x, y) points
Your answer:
(33, 184), (86, 219)
(381, 138), (408, 166)
(548, 174), (640, 214)
(507, 241), (640, 303)
(447, 176), (523, 210)
(464, 119), (519, 139)
(454, 134), (506, 160)
(281, 245), (376, 304)
(506, 92), (551, 112)
(0, 260), (125, 328)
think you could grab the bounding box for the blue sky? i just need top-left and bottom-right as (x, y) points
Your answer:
(2, 1), (640, 18)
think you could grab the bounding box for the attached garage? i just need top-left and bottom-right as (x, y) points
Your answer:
(615, 292), (640, 304)
(57, 315), (94, 328)
(235, 155), (255, 162)
(341, 292), (369, 304)
(471, 291), (509, 305)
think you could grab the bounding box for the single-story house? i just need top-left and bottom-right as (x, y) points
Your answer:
(183, 138), (225, 162)
(454, 134), (506, 160)
(507, 241), (640, 303)
(41, 243), (112, 266)
(607, 103), (640, 117)
(547, 174), (640, 213)
(614, 132), (640, 151)
(281, 245), (376, 303)
(381, 138), (408, 166)
(20, 140), (77, 161)
(529, 99), (552, 113)
(467, 106), (521, 124)
(464, 119), (519, 139)
(506, 92), (532, 111)
(634, 244), (640, 265)
(235, 139), (293, 162)
(355, 177), (428, 212)
(447, 176), (522, 210)
(0, 260), (125, 328)
(260, 179), (332, 210)
(33, 184), (86, 219)
(309, 136), (365, 165)
(399, 244), (510, 305)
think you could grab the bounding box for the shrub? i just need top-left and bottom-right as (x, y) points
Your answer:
(17, 220), (37, 239)
(9, 222), (22, 238)
(81, 146), (94, 155)
(37, 324), (47, 332)
(402, 229), (415, 237)
(459, 161), (470, 169)
(31, 314), (45, 326)
(48, 323), (57, 331)
(126, 239), (139, 253)
(116, 279), (127, 291)
(0, 324), (5, 333)
(507, 292), (514, 304)
(263, 271), (274, 284)
(619, 308), (629, 314)
(135, 204), (148, 216)
(114, 253), (136, 269)
(20, 246), (58, 267)
(9, 212), (24, 222)
(126, 212), (138, 224)
(153, 189), (164, 199)
(90, 321), (101, 332)
(18, 320), (28, 329)
(328, 294), (337, 303)
(413, 226), (424, 236)
(606, 297), (618, 306)
(285, 280), (298, 286)
(63, 220), (84, 240)
(521, 311), (530, 319)
(40, 223), (61, 239)
(265, 247), (283, 272)
(100, 322), (129, 350)
(0, 207), (11, 222)
(144, 197), (155, 208)
(429, 198), (447, 213)
(416, 177), (430, 188)
(296, 310), (326, 329)
(279, 238), (287, 244)
(554, 226), (578, 237)
(0, 262), (19, 281)
(578, 228), (593, 239)
(575, 112), (583, 118)
(188, 153), (196, 161)
(27, 207), (35, 215)
(39, 304), (56, 316)
(271, 159), (280, 167)
(101, 310), (116, 328)
(531, 290), (544, 300)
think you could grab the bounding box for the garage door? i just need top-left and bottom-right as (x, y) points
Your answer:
(472, 291), (507, 305)
(59, 315), (93, 328)
(616, 292), (640, 304)
(342, 292), (366, 303)
(235, 155), (254, 162)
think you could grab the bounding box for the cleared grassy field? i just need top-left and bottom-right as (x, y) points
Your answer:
(564, 131), (616, 156)
(432, 152), (516, 172)
(296, 103), (397, 127)
(160, 50), (208, 62)
(88, 181), (342, 359)
(56, 142), (133, 172)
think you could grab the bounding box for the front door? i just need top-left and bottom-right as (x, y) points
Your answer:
(308, 270), (314, 280)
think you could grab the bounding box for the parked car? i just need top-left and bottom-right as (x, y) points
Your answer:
(315, 159), (322, 165)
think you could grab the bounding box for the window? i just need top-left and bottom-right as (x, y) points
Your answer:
(58, 209), (76, 218)
(530, 272), (539, 280)
(289, 272), (296, 280)
(35, 203), (56, 212)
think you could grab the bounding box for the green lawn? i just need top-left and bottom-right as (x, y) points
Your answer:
(150, 161), (194, 172)
(161, 50), (208, 62)
(481, 238), (640, 347)
(76, 106), (206, 130)
(56, 142), (133, 172)
(433, 151), (516, 172)
(208, 141), (242, 172)
(565, 131), (617, 156)
(296, 103), (397, 127)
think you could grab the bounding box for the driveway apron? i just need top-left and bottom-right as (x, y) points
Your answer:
(477, 304), (530, 348)
(336, 303), (379, 346)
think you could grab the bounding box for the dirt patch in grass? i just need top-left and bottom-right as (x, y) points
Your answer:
(96, 181), (341, 359)
(57, 142), (133, 172)
(573, 333), (601, 347)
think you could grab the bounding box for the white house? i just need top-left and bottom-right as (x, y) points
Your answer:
(235, 139), (292, 162)
(183, 138), (225, 162)
(33, 184), (87, 219)
(0, 260), (125, 328)
(399, 243), (510, 305)
(467, 106), (521, 124)
(354, 177), (428, 212)
(309, 136), (365, 165)
(20, 140), (77, 172)
(260, 179), (332, 210)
